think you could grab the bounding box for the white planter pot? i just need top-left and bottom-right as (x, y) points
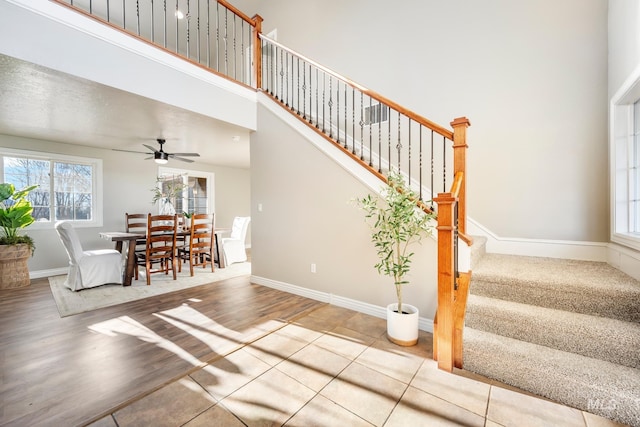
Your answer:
(386, 303), (419, 346)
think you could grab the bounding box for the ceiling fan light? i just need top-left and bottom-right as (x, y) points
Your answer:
(154, 151), (169, 164)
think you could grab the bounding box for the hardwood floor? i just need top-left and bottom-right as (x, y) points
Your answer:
(0, 276), (325, 427)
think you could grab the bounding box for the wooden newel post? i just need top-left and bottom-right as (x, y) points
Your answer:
(450, 117), (470, 236)
(252, 14), (263, 89)
(434, 192), (457, 372)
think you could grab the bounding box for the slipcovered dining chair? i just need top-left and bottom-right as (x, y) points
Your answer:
(221, 216), (250, 265)
(55, 221), (123, 291)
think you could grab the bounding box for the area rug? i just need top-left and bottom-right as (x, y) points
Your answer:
(49, 262), (251, 317)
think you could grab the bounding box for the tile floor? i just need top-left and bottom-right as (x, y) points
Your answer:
(88, 305), (626, 427)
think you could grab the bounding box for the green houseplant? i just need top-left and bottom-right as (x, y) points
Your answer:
(150, 177), (186, 215)
(0, 183), (38, 289)
(356, 171), (436, 345)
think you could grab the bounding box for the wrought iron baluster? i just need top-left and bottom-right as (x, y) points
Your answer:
(278, 49), (284, 101)
(206, 0), (210, 67)
(296, 57), (300, 114)
(387, 107), (392, 173)
(224, 8), (228, 76)
(359, 92), (364, 161)
(196, 0), (200, 63)
(351, 88), (355, 154)
(430, 130), (435, 207)
(186, 0), (191, 59)
(408, 119), (412, 185)
(215, 2), (219, 71)
(233, 15), (237, 79)
(419, 125), (424, 202)
(443, 135), (447, 192)
(397, 112), (402, 170)
(150, 0), (154, 43)
(336, 81), (340, 142)
(122, 0), (126, 30)
(322, 73), (326, 133)
(136, 0), (140, 35)
(328, 77), (333, 138)
(315, 68), (319, 128)
(240, 20), (244, 84)
(302, 59), (306, 119)
(308, 63), (313, 124)
(163, 0), (167, 47)
(343, 82), (347, 148)
(175, 0), (179, 55)
(369, 97), (373, 168)
(378, 104), (382, 172)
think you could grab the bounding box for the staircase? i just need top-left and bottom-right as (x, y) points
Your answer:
(463, 247), (640, 427)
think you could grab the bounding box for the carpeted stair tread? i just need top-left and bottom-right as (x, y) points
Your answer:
(463, 327), (640, 427)
(466, 294), (640, 368)
(471, 254), (640, 322)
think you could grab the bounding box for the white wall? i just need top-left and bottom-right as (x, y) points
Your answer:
(608, 0), (640, 98)
(0, 0), (257, 131)
(237, 0), (609, 244)
(0, 134), (250, 276)
(251, 101), (439, 323)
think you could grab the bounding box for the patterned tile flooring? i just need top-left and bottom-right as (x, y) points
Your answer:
(88, 305), (626, 427)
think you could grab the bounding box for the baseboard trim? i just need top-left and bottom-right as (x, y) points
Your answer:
(251, 275), (434, 333)
(30, 267), (67, 280)
(467, 220), (609, 262)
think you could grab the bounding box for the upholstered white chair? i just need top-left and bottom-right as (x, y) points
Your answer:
(55, 221), (123, 291)
(221, 216), (251, 265)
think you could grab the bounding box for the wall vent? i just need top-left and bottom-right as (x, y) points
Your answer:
(364, 103), (389, 126)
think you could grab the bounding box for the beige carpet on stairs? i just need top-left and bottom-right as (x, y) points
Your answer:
(49, 261), (251, 317)
(463, 253), (640, 427)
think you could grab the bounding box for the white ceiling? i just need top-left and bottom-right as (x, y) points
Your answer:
(0, 53), (251, 168)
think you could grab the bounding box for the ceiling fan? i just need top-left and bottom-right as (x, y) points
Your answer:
(116, 139), (201, 164)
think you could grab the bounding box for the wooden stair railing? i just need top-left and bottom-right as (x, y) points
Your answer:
(50, 0), (472, 372)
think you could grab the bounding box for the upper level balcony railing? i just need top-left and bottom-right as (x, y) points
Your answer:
(54, 0), (260, 87)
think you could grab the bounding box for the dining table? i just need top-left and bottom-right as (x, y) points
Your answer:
(100, 227), (230, 286)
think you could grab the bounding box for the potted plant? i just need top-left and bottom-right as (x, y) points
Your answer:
(150, 177), (186, 215)
(0, 183), (38, 289)
(356, 171), (436, 346)
(182, 211), (193, 229)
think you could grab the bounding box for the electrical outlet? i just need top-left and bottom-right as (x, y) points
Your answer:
(310, 263), (316, 273)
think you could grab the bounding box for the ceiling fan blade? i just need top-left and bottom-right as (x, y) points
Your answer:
(112, 148), (152, 154)
(144, 156), (154, 160)
(142, 144), (159, 153)
(171, 155), (195, 163)
(170, 153), (200, 157)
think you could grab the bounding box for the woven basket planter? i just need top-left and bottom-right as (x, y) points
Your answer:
(0, 244), (31, 289)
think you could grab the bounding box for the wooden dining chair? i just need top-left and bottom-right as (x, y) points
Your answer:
(135, 214), (177, 285)
(177, 213), (215, 276)
(125, 212), (147, 280)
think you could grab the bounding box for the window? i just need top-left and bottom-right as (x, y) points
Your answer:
(157, 167), (214, 216)
(0, 148), (103, 228)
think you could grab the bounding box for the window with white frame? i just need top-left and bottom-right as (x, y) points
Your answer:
(157, 167), (214, 216)
(0, 148), (103, 228)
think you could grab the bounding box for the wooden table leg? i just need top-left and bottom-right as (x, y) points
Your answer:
(123, 241), (137, 286)
(215, 234), (225, 268)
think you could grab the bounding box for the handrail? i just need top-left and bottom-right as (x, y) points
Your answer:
(259, 35), (453, 140)
(259, 35), (466, 211)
